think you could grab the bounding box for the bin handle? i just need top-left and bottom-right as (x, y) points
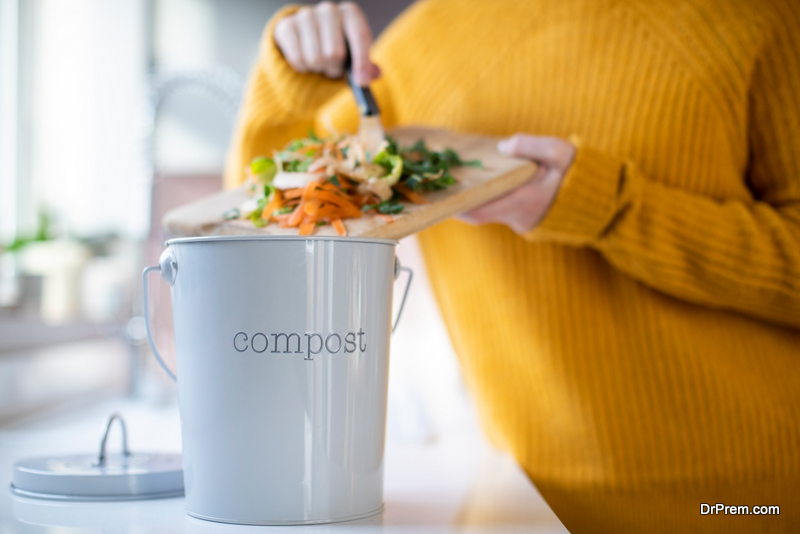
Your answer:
(142, 265), (177, 382)
(393, 265), (413, 334)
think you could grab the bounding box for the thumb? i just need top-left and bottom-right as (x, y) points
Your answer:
(498, 134), (573, 168)
(341, 4), (375, 85)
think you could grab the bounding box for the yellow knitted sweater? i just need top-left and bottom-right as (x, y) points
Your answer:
(225, 1), (800, 531)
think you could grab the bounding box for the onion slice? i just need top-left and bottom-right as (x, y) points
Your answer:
(272, 171), (324, 189)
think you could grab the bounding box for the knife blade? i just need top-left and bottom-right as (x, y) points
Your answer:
(343, 46), (385, 162)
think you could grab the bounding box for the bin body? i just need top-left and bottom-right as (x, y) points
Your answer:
(162, 236), (396, 525)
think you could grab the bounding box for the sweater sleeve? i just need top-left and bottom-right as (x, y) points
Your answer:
(525, 19), (800, 329)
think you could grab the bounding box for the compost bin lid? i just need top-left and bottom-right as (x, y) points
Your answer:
(10, 414), (183, 502)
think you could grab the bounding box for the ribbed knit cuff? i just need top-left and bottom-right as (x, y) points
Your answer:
(259, 5), (343, 114)
(524, 141), (628, 246)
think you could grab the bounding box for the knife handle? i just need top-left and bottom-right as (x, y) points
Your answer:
(343, 43), (380, 117)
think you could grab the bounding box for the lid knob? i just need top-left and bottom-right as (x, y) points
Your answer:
(95, 413), (131, 466)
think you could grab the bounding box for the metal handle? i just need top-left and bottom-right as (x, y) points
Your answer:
(343, 42), (380, 117)
(95, 413), (131, 466)
(392, 265), (413, 334)
(143, 265), (177, 382)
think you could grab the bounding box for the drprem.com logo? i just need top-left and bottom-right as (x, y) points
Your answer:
(701, 503), (780, 515)
(233, 329), (367, 361)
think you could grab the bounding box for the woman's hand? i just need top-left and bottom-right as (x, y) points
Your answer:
(459, 134), (576, 235)
(274, 2), (380, 85)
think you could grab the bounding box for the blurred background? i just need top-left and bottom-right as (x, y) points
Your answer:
(0, 0), (478, 440)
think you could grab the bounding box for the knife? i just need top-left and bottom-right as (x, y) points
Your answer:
(343, 45), (385, 162)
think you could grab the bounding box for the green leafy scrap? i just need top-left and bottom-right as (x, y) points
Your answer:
(380, 136), (481, 193)
(362, 198), (405, 215)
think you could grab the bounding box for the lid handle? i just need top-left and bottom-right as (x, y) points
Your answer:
(95, 413), (131, 466)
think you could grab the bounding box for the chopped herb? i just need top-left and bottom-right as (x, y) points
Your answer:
(378, 201), (405, 215)
(363, 198), (405, 215)
(441, 147), (482, 168)
(404, 173), (425, 190)
(286, 139), (305, 151)
(328, 175), (341, 187)
(315, 221), (328, 226)
(415, 174), (456, 192)
(250, 197), (269, 227)
(273, 205), (295, 215)
(222, 207), (240, 220)
(285, 158), (313, 172)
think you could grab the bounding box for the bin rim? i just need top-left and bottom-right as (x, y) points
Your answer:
(165, 235), (398, 247)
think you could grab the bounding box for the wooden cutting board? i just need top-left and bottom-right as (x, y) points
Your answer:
(163, 126), (538, 240)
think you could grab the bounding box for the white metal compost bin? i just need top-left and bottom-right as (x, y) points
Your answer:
(143, 235), (411, 525)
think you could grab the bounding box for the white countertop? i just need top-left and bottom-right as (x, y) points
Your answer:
(0, 396), (568, 534)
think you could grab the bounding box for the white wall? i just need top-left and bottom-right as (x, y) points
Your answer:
(0, 0), (20, 243)
(27, 0), (151, 239)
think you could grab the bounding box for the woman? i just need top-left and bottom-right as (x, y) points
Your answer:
(226, 1), (800, 531)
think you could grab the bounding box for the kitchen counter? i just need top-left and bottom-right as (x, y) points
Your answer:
(0, 396), (568, 533)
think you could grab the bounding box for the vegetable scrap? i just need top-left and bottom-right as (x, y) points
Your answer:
(228, 131), (481, 236)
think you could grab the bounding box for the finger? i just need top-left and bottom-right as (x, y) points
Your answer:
(463, 189), (527, 225)
(274, 17), (307, 73)
(339, 2), (375, 85)
(458, 166), (551, 232)
(295, 7), (324, 73)
(369, 63), (382, 79)
(463, 165), (546, 220)
(499, 167), (563, 233)
(498, 135), (574, 169)
(315, 2), (345, 78)
(455, 212), (481, 226)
